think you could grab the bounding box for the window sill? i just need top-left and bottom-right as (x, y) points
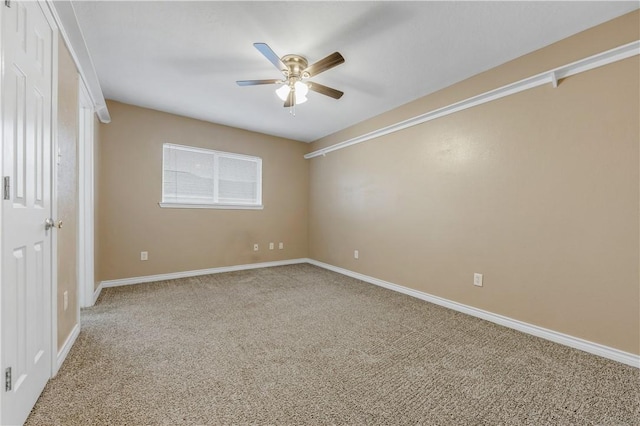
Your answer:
(159, 202), (264, 210)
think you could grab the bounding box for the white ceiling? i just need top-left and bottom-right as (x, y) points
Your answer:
(72, 1), (638, 143)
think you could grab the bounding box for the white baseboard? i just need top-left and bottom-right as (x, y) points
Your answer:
(100, 258), (309, 288)
(93, 282), (103, 305)
(55, 323), (80, 374)
(306, 259), (639, 368)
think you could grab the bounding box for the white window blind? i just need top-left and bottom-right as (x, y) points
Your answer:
(162, 144), (262, 209)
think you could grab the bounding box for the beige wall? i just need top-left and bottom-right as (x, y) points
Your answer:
(97, 101), (309, 281)
(308, 11), (639, 355)
(57, 37), (79, 349)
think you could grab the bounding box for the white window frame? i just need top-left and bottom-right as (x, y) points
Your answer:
(159, 143), (263, 210)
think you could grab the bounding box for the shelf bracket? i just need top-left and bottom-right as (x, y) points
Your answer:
(550, 71), (559, 88)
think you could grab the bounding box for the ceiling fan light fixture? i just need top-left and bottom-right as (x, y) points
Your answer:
(296, 93), (308, 104)
(294, 81), (308, 104)
(276, 81), (308, 104)
(275, 84), (290, 101)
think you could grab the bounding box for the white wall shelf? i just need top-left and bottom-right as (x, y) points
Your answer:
(305, 41), (639, 160)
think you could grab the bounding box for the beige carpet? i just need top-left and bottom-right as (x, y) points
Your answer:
(27, 264), (639, 425)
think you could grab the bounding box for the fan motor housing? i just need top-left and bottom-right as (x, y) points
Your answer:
(281, 55), (309, 78)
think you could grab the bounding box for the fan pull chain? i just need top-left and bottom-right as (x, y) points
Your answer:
(289, 103), (296, 116)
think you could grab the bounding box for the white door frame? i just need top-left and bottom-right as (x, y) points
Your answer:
(0, 11), (4, 419)
(78, 79), (95, 308)
(41, 0), (60, 379)
(0, 6), (3, 422)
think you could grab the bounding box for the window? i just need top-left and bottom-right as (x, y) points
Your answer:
(160, 143), (262, 209)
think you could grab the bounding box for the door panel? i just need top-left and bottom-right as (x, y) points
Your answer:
(1, 1), (54, 424)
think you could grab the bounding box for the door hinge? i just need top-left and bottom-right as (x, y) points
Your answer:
(3, 176), (10, 200)
(4, 0), (10, 8)
(5, 367), (11, 391)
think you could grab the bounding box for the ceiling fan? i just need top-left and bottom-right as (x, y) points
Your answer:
(237, 43), (345, 111)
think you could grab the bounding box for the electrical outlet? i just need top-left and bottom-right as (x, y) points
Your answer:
(253, 244), (259, 251)
(269, 242), (274, 250)
(141, 251), (148, 261)
(354, 250), (359, 259)
(63, 291), (68, 311)
(474, 273), (483, 287)
(278, 242), (284, 250)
